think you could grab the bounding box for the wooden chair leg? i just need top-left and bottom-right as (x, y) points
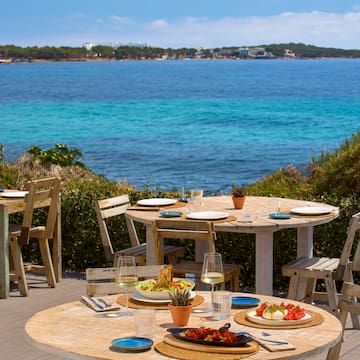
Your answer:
(287, 274), (300, 300)
(303, 278), (316, 303)
(324, 278), (339, 315)
(38, 238), (56, 288)
(9, 236), (29, 296)
(326, 305), (349, 360)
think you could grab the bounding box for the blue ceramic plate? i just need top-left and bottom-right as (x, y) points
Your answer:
(160, 211), (183, 218)
(269, 213), (292, 220)
(232, 296), (261, 308)
(111, 337), (153, 352)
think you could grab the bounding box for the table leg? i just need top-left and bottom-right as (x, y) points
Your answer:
(297, 227), (313, 258)
(255, 231), (273, 295)
(145, 224), (158, 265)
(0, 205), (9, 298)
(296, 226), (314, 299)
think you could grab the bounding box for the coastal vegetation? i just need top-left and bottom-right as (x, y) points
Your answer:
(1, 132), (359, 291)
(1, 43), (360, 62)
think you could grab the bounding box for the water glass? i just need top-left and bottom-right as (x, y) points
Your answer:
(212, 291), (232, 320)
(190, 189), (203, 211)
(134, 309), (156, 338)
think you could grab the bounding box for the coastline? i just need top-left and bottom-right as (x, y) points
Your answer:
(2, 56), (359, 64)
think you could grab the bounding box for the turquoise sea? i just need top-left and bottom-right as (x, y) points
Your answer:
(1, 59), (360, 192)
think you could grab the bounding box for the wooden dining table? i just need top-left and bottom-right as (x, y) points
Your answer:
(0, 192), (62, 298)
(25, 291), (342, 360)
(126, 196), (339, 295)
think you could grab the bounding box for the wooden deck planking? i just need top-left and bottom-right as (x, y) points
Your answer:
(0, 273), (359, 360)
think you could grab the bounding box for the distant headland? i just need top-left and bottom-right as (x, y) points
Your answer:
(1, 42), (360, 63)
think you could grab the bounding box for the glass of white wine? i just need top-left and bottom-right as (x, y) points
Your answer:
(201, 252), (224, 315)
(115, 256), (138, 316)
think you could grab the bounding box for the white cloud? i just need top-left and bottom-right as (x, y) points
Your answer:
(109, 16), (134, 25)
(11, 10), (360, 49)
(138, 11), (360, 49)
(148, 19), (169, 28)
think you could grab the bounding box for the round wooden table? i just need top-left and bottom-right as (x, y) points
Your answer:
(25, 292), (342, 360)
(127, 196), (339, 295)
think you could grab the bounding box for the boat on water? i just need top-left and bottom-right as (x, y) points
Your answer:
(0, 58), (12, 64)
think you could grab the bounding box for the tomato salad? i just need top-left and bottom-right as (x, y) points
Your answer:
(184, 326), (238, 343)
(256, 302), (306, 321)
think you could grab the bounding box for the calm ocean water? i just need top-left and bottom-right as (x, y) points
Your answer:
(1, 59), (360, 192)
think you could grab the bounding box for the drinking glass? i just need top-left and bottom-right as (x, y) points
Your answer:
(189, 189), (203, 211)
(115, 256), (138, 316)
(201, 252), (224, 315)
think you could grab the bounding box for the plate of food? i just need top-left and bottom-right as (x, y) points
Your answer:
(246, 302), (312, 326)
(186, 211), (229, 220)
(135, 265), (195, 300)
(132, 290), (196, 304)
(167, 324), (251, 347)
(290, 206), (333, 216)
(137, 198), (177, 206)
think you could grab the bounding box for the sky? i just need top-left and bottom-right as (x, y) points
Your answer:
(2, 1), (360, 49)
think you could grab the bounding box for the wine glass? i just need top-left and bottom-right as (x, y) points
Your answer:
(201, 252), (224, 314)
(115, 256), (138, 316)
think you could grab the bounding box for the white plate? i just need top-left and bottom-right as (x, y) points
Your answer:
(246, 310), (313, 326)
(290, 206), (333, 216)
(1, 191), (28, 198)
(137, 198), (177, 206)
(131, 290), (196, 304)
(186, 211), (229, 220)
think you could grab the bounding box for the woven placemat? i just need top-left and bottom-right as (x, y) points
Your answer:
(117, 294), (204, 310)
(154, 341), (258, 360)
(180, 215), (237, 223)
(234, 310), (324, 329)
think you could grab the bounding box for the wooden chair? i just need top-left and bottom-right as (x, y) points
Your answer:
(152, 219), (240, 291)
(86, 265), (162, 296)
(95, 195), (184, 266)
(282, 212), (360, 314)
(9, 177), (60, 296)
(326, 282), (360, 360)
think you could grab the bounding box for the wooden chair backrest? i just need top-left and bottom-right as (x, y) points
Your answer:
(86, 265), (162, 296)
(19, 177), (60, 245)
(336, 212), (360, 279)
(95, 195), (139, 262)
(152, 219), (216, 264)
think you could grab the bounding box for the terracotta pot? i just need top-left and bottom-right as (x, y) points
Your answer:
(232, 196), (245, 209)
(168, 304), (192, 326)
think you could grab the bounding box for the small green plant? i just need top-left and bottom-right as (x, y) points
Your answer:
(231, 184), (246, 197)
(27, 143), (84, 167)
(169, 288), (192, 306)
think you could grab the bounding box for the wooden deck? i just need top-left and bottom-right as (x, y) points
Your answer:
(0, 273), (359, 360)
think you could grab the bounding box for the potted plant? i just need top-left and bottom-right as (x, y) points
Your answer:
(231, 184), (246, 209)
(168, 288), (192, 326)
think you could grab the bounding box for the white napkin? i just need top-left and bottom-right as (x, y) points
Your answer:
(80, 296), (120, 312)
(251, 333), (295, 352)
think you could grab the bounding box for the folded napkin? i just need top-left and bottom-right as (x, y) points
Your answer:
(250, 333), (295, 352)
(80, 296), (120, 312)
